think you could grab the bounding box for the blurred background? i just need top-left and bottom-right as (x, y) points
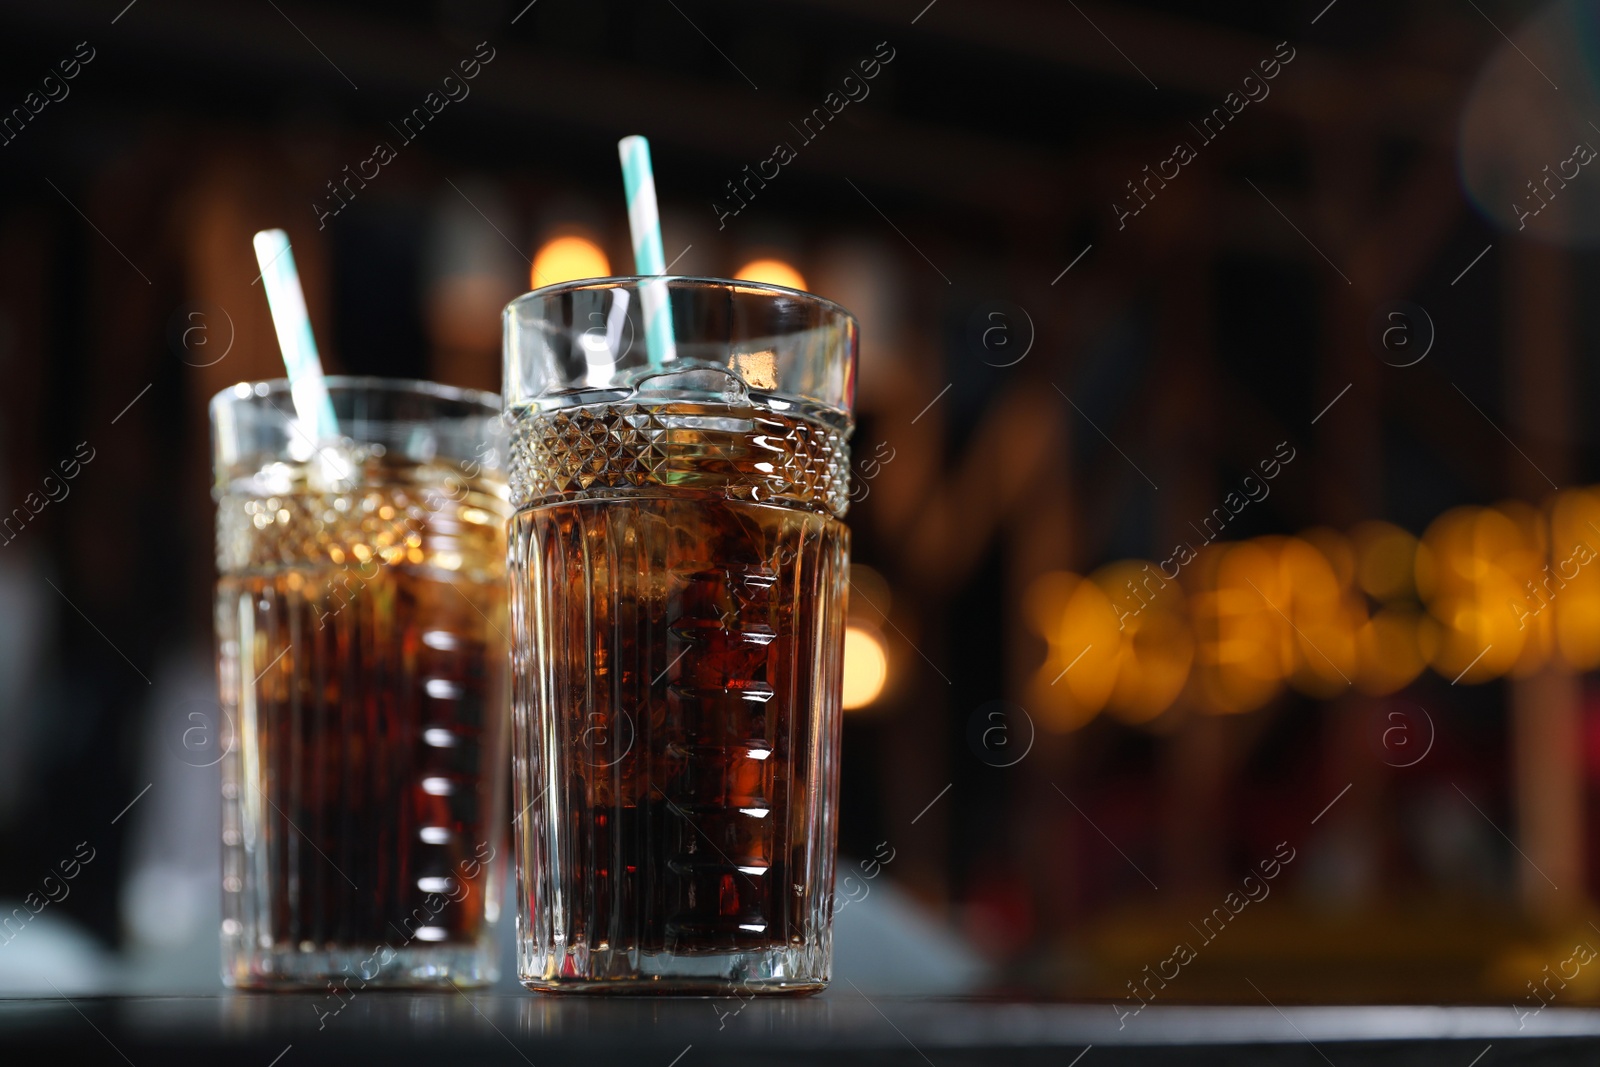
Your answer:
(5, 0), (1600, 1006)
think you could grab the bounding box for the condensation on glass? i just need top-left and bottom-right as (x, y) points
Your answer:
(504, 277), (857, 993)
(210, 378), (511, 988)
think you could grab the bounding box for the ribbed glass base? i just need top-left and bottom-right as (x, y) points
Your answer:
(224, 940), (498, 990)
(519, 943), (828, 995)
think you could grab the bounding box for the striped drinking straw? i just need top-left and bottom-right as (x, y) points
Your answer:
(618, 135), (678, 367)
(252, 228), (340, 444)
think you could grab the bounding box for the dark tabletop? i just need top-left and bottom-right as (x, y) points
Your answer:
(3, 995), (1600, 1065)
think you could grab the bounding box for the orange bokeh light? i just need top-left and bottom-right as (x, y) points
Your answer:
(734, 258), (807, 291)
(531, 234), (610, 289)
(842, 625), (889, 710)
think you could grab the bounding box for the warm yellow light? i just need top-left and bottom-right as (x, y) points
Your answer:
(1042, 576), (1120, 730)
(734, 258), (807, 292)
(1420, 505), (1541, 682)
(1193, 541), (1288, 715)
(1008, 488), (1600, 717)
(1352, 520), (1418, 601)
(1091, 560), (1194, 726)
(1355, 607), (1428, 695)
(532, 235), (610, 289)
(842, 625), (889, 710)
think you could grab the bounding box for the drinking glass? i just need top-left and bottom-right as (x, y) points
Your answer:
(504, 277), (856, 993)
(210, 377), (510, 988)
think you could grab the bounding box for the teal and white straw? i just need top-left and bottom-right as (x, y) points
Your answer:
(252, 229), (340, 443)
(618, 135), (677, 366)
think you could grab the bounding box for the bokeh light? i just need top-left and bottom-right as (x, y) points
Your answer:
(734, 258), (807, 291)
(1419, 504), (1542, 683)
(531, 234), (610, 289)
(1092, 561), (1194, 725)
(842, 625), (889, 710)
(1193, 540), (1290, 715)
(1352, 520), (1419, 602)
(1021, 487), (1600, 729)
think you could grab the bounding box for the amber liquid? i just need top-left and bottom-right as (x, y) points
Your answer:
(511, 404), (849, 986)
(218, 463), (508, 980)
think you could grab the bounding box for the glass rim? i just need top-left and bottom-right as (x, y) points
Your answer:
(208, 375), (502, 419)
(506, 275), (858, 327)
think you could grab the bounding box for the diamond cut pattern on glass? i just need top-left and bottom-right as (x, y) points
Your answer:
(510, 404), (849, 518)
